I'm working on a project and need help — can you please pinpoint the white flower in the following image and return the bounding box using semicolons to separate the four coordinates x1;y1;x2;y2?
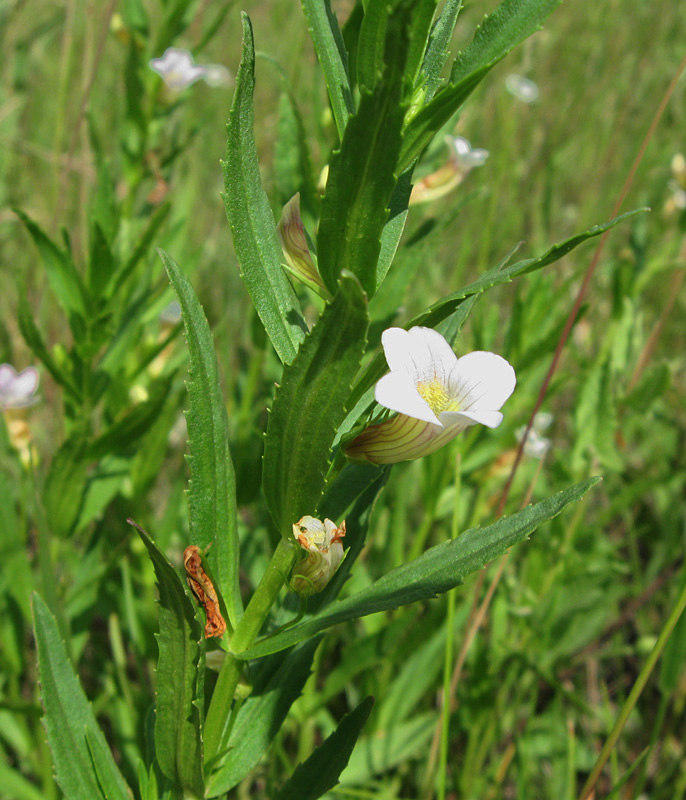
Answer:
0;364;40;410
291;516;346;596
505;74;540;104
149;48;232;91
410;137;488;205
449;136;489;170
516;412;553;459
345;327;516;464
202;64;233;88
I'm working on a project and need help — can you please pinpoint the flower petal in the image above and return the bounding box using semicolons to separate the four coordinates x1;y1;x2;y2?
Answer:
0;363;16;391
381;326;458;384
375;372;441;424
447;351;516;412
439;409;503;429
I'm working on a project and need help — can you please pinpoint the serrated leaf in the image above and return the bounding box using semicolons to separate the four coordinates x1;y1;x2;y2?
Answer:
301;0;354;137
133;523;205;798
160;249;242;629
317;3;412;297
400;0;561;169
224;13;307;366
421;0;463;98
206;639;322;797
263;273;368;536
274;697;374;800
32;593;133;800
238;479;600;658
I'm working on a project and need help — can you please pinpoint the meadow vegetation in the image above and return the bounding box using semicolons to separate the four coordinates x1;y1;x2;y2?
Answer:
0;0;685;798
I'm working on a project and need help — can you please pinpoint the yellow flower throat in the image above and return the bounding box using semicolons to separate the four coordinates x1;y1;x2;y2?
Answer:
417;378;458;414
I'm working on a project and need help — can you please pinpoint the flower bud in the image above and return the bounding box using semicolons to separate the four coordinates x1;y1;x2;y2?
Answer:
290;516;346;597
277;194;332;299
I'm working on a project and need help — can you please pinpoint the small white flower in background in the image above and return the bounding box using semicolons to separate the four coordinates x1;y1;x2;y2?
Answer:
0;364;40;410
449;136;489;171
505;74;540;104
202;64;233;88
410;136;488;205
345;327;516;464
291;516;346;597
665;153;686;215
149;47;232;90
516;412;553;459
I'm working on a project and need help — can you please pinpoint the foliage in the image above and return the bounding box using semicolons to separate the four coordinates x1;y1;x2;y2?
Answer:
1;1;685;799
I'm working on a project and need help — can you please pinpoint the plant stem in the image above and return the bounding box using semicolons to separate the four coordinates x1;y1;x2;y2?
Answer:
204;538;298;764
577;571;686;800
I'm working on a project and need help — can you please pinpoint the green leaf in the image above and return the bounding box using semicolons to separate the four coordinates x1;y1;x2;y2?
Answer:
44;426;90;537
348;209;647;411
160;249;242;629
420;0;462;98
404;0;439;88
238;479;600;658
32;593;133;800
224;13;307;365
87;222;116;300
132;522;205;798
87;374;174;460
16;287;79;400
317;3;411;297
263;273;368;535
107;203;170;300
13;208;89;319
273;697;374;800
301;0;354;137
206;639;322;797
400;0;562;170
340;711;437;785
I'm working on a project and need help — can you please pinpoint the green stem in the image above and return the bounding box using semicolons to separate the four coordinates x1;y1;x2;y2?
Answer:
204;538;298;765
577;571;686;800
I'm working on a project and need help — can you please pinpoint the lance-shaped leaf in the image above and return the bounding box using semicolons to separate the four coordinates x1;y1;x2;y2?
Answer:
317;1;412;297
301;0;354;138
347;209;646;413
206;639;322;797
224;13;307;365
133;523;205;798
13;208;89;320
237;479;600;658
263;272;368;536
420;0;463;99
32;593;132;800
273;697;374;800
160;249;242;628
400;0;561;170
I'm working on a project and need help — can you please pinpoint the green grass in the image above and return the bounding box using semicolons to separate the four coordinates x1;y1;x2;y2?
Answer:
1;1;685;798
